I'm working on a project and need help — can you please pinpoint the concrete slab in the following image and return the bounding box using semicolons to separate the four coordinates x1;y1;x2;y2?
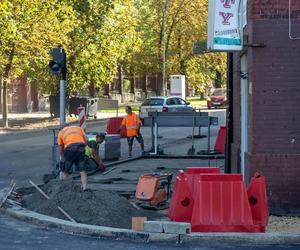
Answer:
143;221;164;233
162;221;191;234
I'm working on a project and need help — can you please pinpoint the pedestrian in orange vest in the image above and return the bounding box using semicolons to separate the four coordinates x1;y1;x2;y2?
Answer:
118;106;145;157
57;124;90;191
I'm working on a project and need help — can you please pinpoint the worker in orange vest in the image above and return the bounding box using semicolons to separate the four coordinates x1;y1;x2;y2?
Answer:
118;106;145;157
57;124;89;191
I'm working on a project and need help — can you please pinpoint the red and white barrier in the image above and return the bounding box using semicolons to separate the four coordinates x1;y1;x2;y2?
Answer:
77;106;87;131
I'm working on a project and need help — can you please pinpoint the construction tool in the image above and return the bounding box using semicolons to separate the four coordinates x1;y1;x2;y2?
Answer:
102;166;117;175
187;111;196;155
135;173;173;210
0;183;16;208
29;180;76;223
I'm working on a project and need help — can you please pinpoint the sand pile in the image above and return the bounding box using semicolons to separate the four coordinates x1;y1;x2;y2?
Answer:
23;180;144;228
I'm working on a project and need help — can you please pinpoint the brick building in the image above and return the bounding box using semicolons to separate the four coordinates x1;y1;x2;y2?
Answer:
231;0;300;215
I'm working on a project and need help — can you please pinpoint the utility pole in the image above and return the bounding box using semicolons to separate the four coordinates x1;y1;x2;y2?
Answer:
162;0;167;96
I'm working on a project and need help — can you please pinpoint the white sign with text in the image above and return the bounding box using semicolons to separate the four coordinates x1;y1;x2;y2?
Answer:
207;0;243;51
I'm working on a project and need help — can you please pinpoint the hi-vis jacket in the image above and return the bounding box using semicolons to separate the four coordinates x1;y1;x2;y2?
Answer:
57;126;86;148
121;112;141;137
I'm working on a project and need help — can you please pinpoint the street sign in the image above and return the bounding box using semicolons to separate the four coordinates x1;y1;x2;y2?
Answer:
192;41;207;55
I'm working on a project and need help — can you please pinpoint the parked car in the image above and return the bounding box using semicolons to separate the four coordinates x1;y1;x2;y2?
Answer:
139;96;194;119
207;88;227;109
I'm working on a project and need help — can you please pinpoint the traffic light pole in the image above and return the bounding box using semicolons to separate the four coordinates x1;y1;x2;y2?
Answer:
60;64;67;126
59;79;66;125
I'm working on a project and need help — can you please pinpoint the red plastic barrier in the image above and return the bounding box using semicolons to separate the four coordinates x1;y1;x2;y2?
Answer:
214;126;226;154
168;170;194;222
186;167;221;197
191;174;257;232
186;167;221;174
106;117;127;138
247;172;269;232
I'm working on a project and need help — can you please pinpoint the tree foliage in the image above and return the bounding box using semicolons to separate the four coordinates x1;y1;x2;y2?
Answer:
132;0;227;92
0;0;227;125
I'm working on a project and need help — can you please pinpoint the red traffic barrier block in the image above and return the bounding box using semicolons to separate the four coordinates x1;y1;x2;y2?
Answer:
247;172;269;232
191;174;257;232
186;167;221;197
214;126;226;154
106;117;127;138
168;170;194;222
186;167;221;174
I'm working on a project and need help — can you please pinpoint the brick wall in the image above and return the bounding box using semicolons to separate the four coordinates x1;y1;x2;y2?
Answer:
231;1;300;215
250;0;300;20
246;153;300;215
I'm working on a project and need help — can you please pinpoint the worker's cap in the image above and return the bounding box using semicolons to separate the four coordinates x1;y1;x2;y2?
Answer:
96;132;106;140
59;122;69;130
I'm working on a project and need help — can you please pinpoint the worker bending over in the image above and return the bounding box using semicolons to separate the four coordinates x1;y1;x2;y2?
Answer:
85;133;106;172
57;124;89;191
119;106;145;157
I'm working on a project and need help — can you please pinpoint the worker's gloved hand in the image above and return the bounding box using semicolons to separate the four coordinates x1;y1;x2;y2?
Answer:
98;163;106;172
116;128;121;133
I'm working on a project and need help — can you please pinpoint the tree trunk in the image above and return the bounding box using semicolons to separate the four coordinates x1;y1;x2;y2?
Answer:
2;77;8;128
2;44;15;128
118;65;124;103
215;71;222;88
88;81;95;97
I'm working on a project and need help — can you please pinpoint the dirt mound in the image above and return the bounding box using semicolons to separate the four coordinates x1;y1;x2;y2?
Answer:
23;180;144;229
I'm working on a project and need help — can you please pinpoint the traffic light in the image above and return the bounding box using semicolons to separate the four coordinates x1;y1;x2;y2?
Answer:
49;47;67;78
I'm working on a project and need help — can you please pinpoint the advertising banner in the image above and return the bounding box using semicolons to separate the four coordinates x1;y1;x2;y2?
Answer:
207;0;243;51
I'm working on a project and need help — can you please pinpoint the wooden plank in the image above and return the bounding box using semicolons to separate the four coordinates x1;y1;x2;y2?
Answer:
102;167;117;175
0;183;16;208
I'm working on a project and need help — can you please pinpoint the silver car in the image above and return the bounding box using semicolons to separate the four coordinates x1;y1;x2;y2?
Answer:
139;96;194;119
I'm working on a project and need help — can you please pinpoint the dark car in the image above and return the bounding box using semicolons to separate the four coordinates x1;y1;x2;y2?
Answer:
207;88;227;109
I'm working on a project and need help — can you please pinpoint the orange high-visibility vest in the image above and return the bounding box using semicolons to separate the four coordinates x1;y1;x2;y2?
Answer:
121;113;141;137
57;126;86;148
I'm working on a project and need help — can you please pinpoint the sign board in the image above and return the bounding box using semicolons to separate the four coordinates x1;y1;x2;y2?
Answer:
170;75;185;99
207;0;243;51
192;40;207;55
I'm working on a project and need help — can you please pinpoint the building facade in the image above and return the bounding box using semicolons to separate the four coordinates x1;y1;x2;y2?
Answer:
231;0;300;215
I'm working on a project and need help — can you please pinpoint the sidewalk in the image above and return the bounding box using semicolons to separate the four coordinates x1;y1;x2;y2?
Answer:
0;111;126;134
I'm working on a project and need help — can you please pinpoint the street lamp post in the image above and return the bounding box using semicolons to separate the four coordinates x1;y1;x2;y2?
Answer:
162;0;167;96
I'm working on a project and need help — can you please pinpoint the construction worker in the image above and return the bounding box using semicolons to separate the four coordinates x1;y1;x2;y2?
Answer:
85;133;106;172
57;124;89;191
118;105;145;157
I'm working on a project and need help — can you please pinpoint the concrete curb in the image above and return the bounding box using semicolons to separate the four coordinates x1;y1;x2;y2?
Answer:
1;206;149;242
2;206;300;245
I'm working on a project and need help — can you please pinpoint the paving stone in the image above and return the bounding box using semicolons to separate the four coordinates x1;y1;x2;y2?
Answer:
162;221;191;234
143;221;163;233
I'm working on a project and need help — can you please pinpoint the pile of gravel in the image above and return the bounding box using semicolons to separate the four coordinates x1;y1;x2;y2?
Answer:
23;180;144;229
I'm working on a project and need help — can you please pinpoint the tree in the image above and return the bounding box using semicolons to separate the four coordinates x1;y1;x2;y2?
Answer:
0;0;75;127
65;0;139;96
132;0;227;94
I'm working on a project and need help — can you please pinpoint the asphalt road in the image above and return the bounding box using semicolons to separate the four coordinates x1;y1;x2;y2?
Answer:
0;110;225;189
0;214;299;250
0;110;299;249
0;121;108;189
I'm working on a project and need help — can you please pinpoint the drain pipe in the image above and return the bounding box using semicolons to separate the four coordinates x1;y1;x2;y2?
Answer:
289;0;300;40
